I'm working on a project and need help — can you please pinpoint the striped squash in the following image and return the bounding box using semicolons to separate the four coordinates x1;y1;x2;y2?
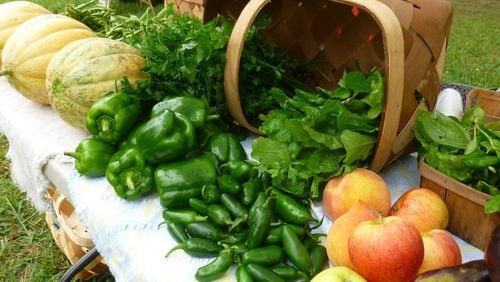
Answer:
1;14;95;104
0;1;51;65
46;37;147;129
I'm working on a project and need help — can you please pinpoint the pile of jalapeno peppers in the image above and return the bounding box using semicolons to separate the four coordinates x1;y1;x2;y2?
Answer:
66;89;328;281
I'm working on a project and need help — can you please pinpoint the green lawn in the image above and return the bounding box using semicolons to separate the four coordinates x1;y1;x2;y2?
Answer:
0;0;498;281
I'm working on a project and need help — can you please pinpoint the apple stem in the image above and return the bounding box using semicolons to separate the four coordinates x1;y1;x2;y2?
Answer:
378;213;384;225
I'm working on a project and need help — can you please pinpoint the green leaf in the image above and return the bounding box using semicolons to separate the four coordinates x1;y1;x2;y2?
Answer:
251;138;291;167
339;71;371;93
485;194;500;214
416;111;470;149
340;130;377;164
461;105;485;128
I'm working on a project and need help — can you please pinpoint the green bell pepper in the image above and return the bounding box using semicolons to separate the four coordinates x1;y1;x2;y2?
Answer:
64;137;116;177
85;92;140;144
135;109;196;164
205;132;246;164
150;96;218;129
155;156;217;207
105;145;155;200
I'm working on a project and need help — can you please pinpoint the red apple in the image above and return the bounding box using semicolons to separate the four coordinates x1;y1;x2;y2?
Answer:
418;229;462;274
348;216;424;282
323;168;391;220
311;266;367;282
390;188;449;233
326;200;379;269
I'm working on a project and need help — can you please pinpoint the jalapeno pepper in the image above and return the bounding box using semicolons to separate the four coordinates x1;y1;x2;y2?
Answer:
309;243;328;277
247;198;273;249
160;187;202;208
220;160;253;183
271;188;316;225
236;264;254;282
218;174;241;195
220;193;247;219
185;222;224;242
162;209;207;225
282;225;312;271
166;237;222;258
272;265;308;281
218;230;249;246
135;109;196;163
207;204;234;227
195;247;234;282
165;220;189;243
189;198;208;215
242;245;284;266
65;137;116;178
201;184;222;204
205;132;247;164
105;145;154;200
264;224;306;245
241;178;262;206
85;91;140;144
245;264;285;282
150;95;218;129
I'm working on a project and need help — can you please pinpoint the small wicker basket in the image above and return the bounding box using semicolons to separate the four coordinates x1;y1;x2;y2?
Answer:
45;188;107;280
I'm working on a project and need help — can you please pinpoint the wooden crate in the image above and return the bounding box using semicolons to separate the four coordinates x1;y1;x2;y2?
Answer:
420;160;500;251
420;87;500;251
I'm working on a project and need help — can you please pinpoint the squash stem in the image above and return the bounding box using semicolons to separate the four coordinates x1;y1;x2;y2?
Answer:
0;69;12;77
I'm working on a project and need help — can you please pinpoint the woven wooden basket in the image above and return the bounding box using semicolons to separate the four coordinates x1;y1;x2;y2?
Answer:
45;188;108;280
220;0;453;171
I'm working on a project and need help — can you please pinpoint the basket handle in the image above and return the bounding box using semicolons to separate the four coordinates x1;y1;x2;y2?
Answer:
224;0;405;170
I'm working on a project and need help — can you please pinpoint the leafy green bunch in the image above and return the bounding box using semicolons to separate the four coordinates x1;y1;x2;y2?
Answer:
251;70;384;199
415;106;500;214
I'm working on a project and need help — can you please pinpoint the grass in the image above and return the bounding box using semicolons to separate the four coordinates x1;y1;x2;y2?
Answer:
0;0;498;281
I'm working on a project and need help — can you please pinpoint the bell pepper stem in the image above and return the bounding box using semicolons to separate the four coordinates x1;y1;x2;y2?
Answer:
123;170;138;190
207;114;220;121
98;116;114;133
64;151;80;160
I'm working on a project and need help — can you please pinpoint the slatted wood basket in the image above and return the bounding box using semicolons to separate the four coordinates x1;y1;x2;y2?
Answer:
45;188;108;280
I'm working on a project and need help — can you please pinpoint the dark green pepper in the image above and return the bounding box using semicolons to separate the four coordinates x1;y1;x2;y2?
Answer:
165;220;189;243
221;160;253;183
264;224;306;245
218;174;241;195
241;178;262;206
218;230;249;245
105;145;154;200
247;198;273;249
65;137;116;177
236;264;254;282
220;193;247;218
271;188;316;225
242;245;284;266
189;198;208;215
185;222;224;242
205;132;246;164
151;95;218;129
201;184;222;204
282;225;312;271
309;244;328;277
162;209;207;225
207;204;234;227
160;187;202;208
195;247;234;282
272;265;308;281
155;156;217;192
246;264;285;282
166;237;222;258
136;109;195;163
85;91;140;144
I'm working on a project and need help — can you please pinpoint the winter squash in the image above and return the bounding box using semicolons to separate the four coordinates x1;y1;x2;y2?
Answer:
46;37;147;129
0;1;51;65
1;14;95;104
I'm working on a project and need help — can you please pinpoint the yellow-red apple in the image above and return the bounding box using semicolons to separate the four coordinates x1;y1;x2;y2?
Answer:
348;216;424;282
322;168;391;220
326;200;379;269
418;229;462;274
311;266;367;282
389;188;449;233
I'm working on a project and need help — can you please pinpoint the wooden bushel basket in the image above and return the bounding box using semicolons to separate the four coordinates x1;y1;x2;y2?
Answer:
222;0;453;171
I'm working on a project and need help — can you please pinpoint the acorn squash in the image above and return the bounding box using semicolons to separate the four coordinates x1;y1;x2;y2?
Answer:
1;14;95;104
0;1;51;65
46;37;147;129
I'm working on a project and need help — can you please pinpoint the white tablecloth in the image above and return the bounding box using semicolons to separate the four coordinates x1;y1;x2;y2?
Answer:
0;78;484;281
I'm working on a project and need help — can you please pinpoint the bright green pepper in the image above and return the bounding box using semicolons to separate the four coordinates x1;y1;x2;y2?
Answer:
105;145;154;200
135;109;196;163
162;209;207;225
195;247;234;282
189;198;208;215
220;193;247;218
165;220;189;243
155;156;217;206
150;95;218;129
65;137;116;177
85;92;140;144
242;245;284;266
236;264;254;282
271;188;317;225
205;132;246;164
245;264;285;282
282;225;312;271
166;237;222;258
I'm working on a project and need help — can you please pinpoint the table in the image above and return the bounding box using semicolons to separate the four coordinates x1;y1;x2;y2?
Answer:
0;77;485;281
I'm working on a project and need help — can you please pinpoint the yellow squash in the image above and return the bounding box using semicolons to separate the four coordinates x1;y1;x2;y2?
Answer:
0;1;51;65
1;14;96;104
46;37;147;129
